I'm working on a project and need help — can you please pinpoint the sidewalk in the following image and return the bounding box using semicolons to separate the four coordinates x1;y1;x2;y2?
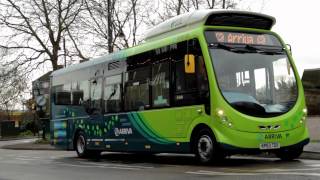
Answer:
303;142;320;153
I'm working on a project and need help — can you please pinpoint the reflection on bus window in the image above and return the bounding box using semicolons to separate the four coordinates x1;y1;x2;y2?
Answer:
90;78;102;113
54;84;71;105
104;74;122;113
152;61;170;107
125;67;150;111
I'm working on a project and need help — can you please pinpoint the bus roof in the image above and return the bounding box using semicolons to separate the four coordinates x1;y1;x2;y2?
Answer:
52;9;276;78
144;9;276;41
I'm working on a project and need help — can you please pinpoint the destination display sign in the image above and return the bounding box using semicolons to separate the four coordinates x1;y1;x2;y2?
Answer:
205;31;281;46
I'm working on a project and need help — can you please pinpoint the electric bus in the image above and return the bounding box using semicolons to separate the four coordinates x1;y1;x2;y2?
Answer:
50;10;309;163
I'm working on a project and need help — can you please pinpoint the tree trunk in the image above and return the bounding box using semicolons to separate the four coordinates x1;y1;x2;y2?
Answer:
107;0;113;53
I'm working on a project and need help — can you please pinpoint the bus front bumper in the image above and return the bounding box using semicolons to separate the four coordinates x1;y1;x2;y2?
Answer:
214;124;310;154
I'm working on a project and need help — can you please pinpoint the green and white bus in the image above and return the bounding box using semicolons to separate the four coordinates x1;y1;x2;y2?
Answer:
50;10;309;163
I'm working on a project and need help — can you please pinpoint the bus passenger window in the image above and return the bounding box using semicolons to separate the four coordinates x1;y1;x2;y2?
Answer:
90;78;102;113
54;84;71;105
71;82;83;105
104;74;122;113
75;80;90;108
197;56;209;97
175;60;197;92
125;67;150;111
152;61;170;107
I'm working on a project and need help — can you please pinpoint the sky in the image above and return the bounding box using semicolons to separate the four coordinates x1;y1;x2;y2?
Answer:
33;0;320;79
240;0;320;76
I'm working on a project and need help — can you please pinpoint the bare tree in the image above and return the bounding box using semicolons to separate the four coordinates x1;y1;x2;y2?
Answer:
146;0;239;27
82;0;150;53
0;0;87;74
0;67;27;120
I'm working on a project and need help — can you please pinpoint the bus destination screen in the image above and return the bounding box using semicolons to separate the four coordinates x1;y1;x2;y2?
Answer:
205;31;282;46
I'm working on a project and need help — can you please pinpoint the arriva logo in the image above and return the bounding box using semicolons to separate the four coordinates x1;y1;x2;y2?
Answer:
265;133;282;140
114;128;133;136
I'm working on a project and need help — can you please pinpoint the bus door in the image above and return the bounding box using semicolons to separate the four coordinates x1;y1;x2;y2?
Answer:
88;77;104;147
141;55;209;140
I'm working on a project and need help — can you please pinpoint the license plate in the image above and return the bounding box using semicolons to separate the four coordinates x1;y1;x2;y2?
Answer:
259;142;280;150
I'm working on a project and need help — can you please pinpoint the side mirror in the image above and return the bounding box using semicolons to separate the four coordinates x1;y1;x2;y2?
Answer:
286;44;292;55
184;54;195;74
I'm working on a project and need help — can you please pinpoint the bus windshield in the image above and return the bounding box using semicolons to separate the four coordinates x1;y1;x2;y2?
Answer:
206;31;298;117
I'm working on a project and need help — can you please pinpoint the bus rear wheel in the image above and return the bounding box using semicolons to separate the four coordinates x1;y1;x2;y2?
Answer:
193;128;224;163
75;132;101;158
275;147;303;161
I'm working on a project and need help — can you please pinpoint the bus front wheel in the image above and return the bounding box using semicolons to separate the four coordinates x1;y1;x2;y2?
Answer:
193;128;224;163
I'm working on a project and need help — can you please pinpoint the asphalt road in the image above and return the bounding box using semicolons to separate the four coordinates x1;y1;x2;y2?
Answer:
1;141;320;180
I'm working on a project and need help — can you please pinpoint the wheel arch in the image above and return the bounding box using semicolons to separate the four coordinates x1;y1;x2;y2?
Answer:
189;123;216;153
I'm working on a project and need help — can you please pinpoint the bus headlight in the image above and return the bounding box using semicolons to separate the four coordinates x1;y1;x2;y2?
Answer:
300;108;308;124
303;108;308;115
216;109;233;127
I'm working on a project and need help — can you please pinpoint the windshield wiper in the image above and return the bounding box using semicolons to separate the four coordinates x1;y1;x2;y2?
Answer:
209;43;286;55
209;43;253;53
245;45;285;55
209;43;233;51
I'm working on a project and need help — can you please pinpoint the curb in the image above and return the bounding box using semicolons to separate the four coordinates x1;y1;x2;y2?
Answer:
0;137;37;141
1;142;61;151
300;151;320;160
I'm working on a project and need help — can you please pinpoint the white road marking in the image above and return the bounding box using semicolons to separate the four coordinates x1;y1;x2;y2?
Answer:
79;161;154;169
58;163;142;170
17;156;32;158
307;164;320;167
15;158;38;161
2;160;30;165
254;167;320;172
186;170;320;177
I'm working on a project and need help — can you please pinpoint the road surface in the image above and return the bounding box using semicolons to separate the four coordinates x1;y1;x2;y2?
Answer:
1;144;320;180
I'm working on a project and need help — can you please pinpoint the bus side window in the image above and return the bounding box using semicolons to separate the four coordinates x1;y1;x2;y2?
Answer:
71;81;83;106
152;61;170;107
104;74;122;113
197;56;210;108
77;80;90;109
124;66;151;111
174;60;198;105
173;39;209;107
90;78;102;114
54;84;71;105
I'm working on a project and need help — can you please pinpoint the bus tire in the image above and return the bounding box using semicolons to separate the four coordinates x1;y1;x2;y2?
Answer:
193;128;224;164
75;131;101;158
275;147;303;161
